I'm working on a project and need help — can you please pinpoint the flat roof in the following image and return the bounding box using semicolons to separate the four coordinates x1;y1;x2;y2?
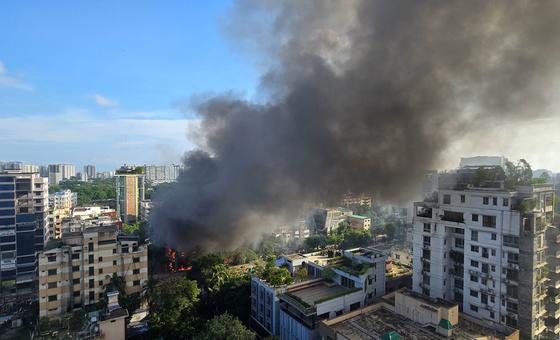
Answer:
399;288;456;308
327;306;515;340
349;215;368;219
285;280;357;307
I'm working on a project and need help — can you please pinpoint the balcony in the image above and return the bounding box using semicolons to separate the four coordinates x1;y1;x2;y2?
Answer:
440;211;465;224
555;309;560;319
415;203;433;218
555;295;560;304
534;308;546;318
553;324;560;334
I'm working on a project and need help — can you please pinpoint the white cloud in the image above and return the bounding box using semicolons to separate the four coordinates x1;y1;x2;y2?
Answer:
0;60;33;91
93;94;119;107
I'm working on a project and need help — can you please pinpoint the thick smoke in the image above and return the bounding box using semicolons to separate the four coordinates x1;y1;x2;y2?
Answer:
151;0;560;251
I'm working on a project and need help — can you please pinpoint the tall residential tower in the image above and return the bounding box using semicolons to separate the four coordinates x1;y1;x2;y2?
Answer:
115;166;145;224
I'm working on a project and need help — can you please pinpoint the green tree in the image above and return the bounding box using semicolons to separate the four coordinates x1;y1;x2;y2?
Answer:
203;263;231;293
305;235;326;251
254;261;292;286
295;267;308;282
195;313;255;340
149;277;201;339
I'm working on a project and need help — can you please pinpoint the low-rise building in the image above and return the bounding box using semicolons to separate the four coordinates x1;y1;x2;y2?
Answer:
346;214;371;230
38;225;148;318
319;288;519;340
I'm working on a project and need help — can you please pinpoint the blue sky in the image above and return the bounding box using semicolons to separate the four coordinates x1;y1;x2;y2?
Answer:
0;1;257;171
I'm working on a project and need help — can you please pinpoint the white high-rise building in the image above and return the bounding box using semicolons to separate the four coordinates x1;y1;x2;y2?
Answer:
48;164;76;184
144;164;183;184
412;167;555;339
84;165;96;181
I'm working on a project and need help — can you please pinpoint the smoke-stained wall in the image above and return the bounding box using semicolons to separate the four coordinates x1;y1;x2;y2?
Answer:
151;0;560;251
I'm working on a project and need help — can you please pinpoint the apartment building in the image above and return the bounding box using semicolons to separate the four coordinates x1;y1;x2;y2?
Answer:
38;225;148;318
412;168;555;339
49;189;77;210
341;192;373;208
144;164;183;184
48;164;76;185
310;207;353;234
115;166;145;224
253;248;386;339
346;214;371;230
84;165;96;182
0;169;49;304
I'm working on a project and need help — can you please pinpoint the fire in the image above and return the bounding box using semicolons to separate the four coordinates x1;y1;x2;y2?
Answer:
165;246;192;273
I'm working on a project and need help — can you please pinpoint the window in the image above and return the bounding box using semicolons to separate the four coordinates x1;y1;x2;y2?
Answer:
72;266;79;272
470;304;478;312
71;253;80;260
350;302;361;311
483;215;496;228
492;197;497;205
113;248;116;254
48;295;57;302
471;260;479;267
471;230;478;241
99;280;103;286
424;223;430;232
113;260;117;266
461;195;465;203
133;257;140;263
443;194;451;204
483;197;489;205
470;275;478;282
98;257;103;262
89;291;95;301
490;296;495;303
470;289;478;297
47;269;57;276
48;282;57;289
490;311;495;319
133;280;140;286
88;242;94;252
47;256;56;262
89;279;94;288
88;267;94;275
133;268;140;275
89;254;94;263
98;268;103;274
73;291;80;297
423;236;430;245
471;245;479;253
73;278;80;285
472;214;479;222
491;233;496;241
491;249;496;256
503;198;509;207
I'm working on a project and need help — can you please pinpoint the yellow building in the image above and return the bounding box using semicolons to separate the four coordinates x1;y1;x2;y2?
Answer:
115;166;145;224
38;225;148;318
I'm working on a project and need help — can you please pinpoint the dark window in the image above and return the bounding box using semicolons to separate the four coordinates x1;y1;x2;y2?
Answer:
503;198;509;207
492;197;497;205
133;257;140;263
471;245;479;252
72;266;79;272
471;260;478;267
88;267;94;275
133;280;140;286
73;278;80;285
483;197;489;205
443;194;451;204
88;254;94;263
460;195;465;203
423;223;430;232
491;233;496;241
71;253;80;260
470;304;478;312
73;291;80;297
88;242;94;252
471;230;478;241
113;260;117;266
47;269;57;276
89;279;94;288
470;289;478;297
89;291;95;301
47;255;56;262
470;275;478;282
133;269;140;275
48;295;57;302
472;214;479;222
483;215;496;228
98;257;103;262
48;282;57;289
98;268;103;274
350;302;360;311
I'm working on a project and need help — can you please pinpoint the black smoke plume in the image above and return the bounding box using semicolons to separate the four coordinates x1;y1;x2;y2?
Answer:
151;0;560;251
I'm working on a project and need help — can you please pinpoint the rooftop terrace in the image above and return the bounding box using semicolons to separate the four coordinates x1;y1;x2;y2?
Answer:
281;280;361;313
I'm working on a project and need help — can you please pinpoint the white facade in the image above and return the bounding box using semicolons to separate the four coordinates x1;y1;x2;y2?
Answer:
48;164;76;184
144;164;183;184
413;180;554;339
49;190;77;210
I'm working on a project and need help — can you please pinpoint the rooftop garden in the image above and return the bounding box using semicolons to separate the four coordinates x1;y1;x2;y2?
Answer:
332;257;372;276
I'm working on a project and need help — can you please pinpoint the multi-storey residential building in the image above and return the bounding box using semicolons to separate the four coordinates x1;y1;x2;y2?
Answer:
84;165;96;181
346;214;371;230
341;192;373;208
253;248;387;339
115;166;145;224
48;164;76;185
144;164;183;184
310;207;353;234
412;168;555;339
0;168;49;304
38;225;148;318
49;189;77;210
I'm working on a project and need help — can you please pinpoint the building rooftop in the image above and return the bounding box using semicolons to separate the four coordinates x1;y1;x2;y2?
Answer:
349;215;368;219
398;288;456;308
281;280;360;313
324;302;516;340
